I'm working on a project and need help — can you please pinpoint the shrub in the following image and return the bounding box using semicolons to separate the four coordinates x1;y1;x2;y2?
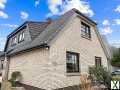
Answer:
89;66;112;89
9;71;22;87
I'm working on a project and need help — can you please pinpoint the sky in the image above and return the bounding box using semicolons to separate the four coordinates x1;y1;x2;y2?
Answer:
0;0;120;50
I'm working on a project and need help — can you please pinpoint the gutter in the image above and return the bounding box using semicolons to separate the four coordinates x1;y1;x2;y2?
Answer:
6;43;49;56
1;52;10;90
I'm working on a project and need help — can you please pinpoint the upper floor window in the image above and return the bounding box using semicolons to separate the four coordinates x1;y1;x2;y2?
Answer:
18;32;24;43
81;22;91;39
11;36;17;45
95;56;102;67
66;51;79;73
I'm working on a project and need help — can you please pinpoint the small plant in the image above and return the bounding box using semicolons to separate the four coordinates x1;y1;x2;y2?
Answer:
9;71;22;87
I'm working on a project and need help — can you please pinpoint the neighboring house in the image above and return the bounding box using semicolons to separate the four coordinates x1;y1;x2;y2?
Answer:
0;9;110;90
0;51;4;83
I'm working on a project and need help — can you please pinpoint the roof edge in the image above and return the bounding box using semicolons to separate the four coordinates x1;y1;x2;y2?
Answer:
72;8;97;25
7;43;49;56
7;21;48;39
94;27;111;59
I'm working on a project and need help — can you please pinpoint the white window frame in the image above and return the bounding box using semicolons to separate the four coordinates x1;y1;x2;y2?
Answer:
18;32;24;43
11;36;17;45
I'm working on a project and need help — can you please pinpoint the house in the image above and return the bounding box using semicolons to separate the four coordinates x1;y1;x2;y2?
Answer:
0;51;4;83
0;9;110;90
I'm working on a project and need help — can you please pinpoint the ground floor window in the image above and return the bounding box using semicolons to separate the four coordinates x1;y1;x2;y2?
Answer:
66;51;79;73
95;56;102;67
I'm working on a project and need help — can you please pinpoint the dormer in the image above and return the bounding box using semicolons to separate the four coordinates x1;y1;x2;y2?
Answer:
10;26;26;47
4;21;50;53
8;26;27;47
5;23;29;52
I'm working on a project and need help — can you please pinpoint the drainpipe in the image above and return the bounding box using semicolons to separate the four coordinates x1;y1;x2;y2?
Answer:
107;58;111;72
2;52;9;81
1;52;10;90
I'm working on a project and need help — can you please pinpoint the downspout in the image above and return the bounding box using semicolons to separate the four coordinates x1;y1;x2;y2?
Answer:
3;52;10;81
1;52;10;90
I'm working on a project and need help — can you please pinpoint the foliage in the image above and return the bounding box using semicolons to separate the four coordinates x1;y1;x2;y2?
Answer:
111;48;120;66
89;66;112;89
9;71;22;87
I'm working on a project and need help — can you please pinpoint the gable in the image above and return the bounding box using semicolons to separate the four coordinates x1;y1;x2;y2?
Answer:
49;16;109;63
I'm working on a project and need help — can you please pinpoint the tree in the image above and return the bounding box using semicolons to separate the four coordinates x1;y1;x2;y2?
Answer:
111;48;120;66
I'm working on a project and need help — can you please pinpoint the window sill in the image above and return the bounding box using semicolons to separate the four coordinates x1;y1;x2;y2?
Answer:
66;73;81;76
81;35;91;40
11;43;17;47
18;39;24;43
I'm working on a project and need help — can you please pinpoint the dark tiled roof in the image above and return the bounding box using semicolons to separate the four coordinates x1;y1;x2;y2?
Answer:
7;21;49;39
5;8;97;55
6;9;75;55
30;9;75;45
28;22;50;40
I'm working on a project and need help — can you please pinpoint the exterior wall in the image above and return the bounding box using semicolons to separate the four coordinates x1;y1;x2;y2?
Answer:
48;16;108;89
8;48;50;89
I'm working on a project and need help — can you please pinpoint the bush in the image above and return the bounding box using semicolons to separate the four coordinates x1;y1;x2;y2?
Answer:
89;66;112;89
9;71;22;87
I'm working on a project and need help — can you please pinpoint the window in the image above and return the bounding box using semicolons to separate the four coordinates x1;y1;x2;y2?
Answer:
1;60;4;69
66;51;79;73
11;36;17;45
18;32;24;42
81;22;91;39
95;56;102;67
